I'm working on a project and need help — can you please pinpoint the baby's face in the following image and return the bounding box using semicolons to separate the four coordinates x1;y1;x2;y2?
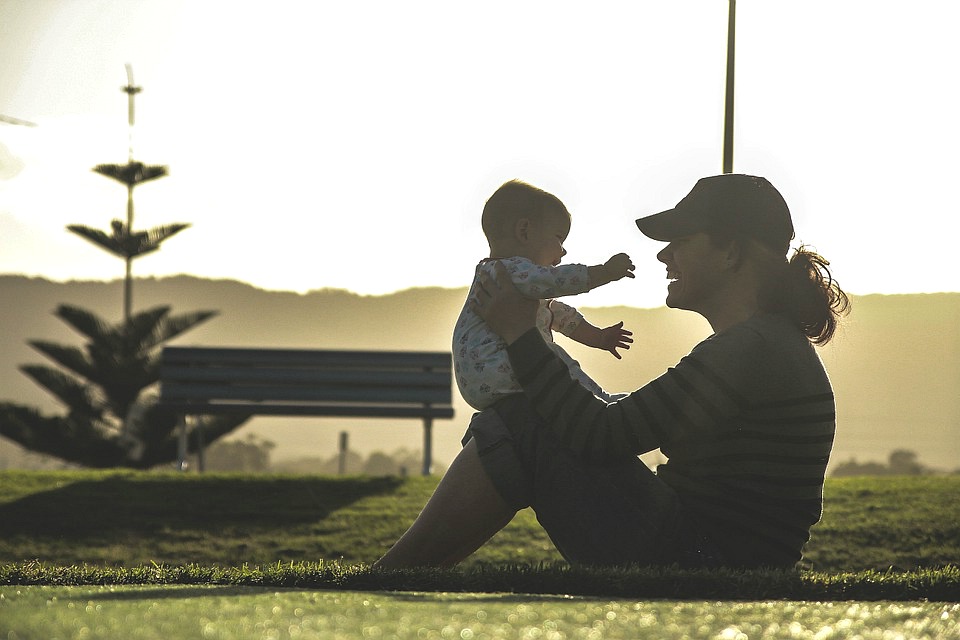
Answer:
526;209;571;267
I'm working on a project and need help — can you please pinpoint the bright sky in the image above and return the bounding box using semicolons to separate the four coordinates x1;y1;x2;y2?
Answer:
1;0;958;309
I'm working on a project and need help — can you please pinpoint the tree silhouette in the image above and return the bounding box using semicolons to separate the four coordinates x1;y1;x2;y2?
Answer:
0;66;249;468
204;435;276;473
831;449;935;477
66;65;189;322
0;305;247;468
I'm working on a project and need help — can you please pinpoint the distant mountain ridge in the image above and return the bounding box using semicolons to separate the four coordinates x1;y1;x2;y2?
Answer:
2;274;958;472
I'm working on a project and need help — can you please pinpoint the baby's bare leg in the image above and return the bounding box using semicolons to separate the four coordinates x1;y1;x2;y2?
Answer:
372;438;517;568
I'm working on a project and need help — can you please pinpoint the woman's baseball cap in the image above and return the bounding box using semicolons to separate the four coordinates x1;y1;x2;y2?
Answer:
636;174;794;253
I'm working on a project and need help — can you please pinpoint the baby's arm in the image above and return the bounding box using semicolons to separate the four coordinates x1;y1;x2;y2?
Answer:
493;254;632;301
586;253;635;289
550;300;633;360
570;320;633;359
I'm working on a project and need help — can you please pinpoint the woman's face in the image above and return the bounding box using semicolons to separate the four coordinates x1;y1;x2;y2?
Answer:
655;232;732;313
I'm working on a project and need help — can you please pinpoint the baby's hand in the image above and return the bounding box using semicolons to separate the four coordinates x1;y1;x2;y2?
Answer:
597;321;633;359
604;253;635;281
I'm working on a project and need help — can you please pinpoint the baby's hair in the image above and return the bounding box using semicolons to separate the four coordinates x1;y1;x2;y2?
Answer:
481;179;569;242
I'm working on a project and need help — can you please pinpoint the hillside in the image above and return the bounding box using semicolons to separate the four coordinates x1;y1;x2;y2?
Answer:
1;275;958;472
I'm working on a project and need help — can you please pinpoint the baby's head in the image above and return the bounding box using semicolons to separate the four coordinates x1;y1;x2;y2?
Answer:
482;179;571;265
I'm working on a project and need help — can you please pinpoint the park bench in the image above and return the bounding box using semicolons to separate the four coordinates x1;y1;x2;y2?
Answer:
158;346;455;475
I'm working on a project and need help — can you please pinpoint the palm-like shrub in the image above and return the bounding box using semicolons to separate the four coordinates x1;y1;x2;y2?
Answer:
68;219;189;261
68;161;187;322
0;69;249;469
0;305;248;469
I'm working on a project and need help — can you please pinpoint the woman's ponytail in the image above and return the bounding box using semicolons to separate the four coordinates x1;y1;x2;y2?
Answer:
761;246;850;345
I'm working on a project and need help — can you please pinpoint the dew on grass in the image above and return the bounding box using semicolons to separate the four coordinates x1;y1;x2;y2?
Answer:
5;588;960;639
716;627;748;640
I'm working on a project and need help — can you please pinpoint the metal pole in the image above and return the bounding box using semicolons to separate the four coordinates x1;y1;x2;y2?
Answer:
338;431;348;475
722;0;736;174
124;184;134;323
197;422;205;473
422;417;433;476
123;64;141;163
177;415;188;471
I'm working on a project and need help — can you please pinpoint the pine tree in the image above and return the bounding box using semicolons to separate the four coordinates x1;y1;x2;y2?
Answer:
0;66;248;468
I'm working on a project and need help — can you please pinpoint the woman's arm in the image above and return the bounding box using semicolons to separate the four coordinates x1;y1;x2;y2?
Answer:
473;262;745;462
471;261;540;344
505;329;666;459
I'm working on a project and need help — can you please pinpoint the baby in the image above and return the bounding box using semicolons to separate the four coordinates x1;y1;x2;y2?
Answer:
454;179;634;410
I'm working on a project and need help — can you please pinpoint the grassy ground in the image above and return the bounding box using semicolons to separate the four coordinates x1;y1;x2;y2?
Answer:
806;475;960;571
3;560;959;601
1;471;957;572
2;585;957;640
0;470;561;569
1;472;958;638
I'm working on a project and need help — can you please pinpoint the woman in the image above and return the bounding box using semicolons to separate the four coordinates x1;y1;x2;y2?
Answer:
374;174;849;570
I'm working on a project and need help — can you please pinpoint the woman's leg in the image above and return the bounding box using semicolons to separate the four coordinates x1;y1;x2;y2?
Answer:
372;437;517;569
374;395;700;569
488;395;688;567
530;447;684;566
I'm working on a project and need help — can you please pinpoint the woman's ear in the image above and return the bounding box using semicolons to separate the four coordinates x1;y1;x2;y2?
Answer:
724;238;744;270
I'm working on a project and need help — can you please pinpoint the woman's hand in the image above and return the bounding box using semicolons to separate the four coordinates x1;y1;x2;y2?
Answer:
471;261;539;345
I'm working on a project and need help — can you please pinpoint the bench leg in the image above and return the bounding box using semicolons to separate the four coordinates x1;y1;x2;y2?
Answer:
197;422;205;473
422;417;433;476
177;414;188;472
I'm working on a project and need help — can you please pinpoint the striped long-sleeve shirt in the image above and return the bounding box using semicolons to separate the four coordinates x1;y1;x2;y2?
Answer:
506;312;836;568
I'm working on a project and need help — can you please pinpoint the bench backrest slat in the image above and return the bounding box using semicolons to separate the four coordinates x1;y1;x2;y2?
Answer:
158;346;454;417
155;403;455;419
161;346;451;369
161;366;451;390
160;383;452;405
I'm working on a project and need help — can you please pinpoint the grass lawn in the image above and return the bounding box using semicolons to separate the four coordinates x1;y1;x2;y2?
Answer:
0;471;558;569
1;471;958;638
2;585;958;640
1;471;958;572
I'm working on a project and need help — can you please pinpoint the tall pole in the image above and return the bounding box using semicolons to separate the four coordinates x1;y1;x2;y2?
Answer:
122;63;141;164
722;0;736;174
121;64;142;323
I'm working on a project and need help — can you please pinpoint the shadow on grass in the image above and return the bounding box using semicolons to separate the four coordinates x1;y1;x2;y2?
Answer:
0;475;404;538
